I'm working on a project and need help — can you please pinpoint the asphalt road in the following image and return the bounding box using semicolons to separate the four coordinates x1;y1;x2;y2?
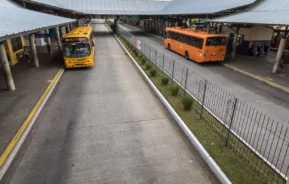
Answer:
118;23;289;174
4;22;217;184
119;24;289;125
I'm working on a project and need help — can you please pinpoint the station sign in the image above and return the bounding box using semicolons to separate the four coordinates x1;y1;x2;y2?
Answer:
35;33;56;38
194;23;206;28
62;37;88;43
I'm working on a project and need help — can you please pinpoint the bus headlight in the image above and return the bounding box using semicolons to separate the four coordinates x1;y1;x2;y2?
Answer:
65;60;69;63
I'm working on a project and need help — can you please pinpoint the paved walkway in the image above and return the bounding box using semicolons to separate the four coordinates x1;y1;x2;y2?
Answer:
5;23;217;184
0;41;62;156
224;54;289;91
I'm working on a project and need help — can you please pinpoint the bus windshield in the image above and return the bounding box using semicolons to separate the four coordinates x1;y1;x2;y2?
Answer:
206;37;226;46
63;42;91;58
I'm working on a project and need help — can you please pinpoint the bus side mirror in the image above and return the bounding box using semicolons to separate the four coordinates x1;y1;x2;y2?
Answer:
92;41;95;47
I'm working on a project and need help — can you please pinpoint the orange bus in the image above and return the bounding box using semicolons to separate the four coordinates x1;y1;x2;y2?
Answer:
164;27;227;63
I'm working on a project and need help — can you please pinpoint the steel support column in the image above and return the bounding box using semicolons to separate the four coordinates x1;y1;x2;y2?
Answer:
272;37;287;73
56;27;62;51
0;43;15;91
67;24;71;32
29;34;39;67
231;32;238;58
46;29;52;55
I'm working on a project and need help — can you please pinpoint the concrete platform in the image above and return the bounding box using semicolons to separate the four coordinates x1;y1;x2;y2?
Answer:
224;53;289;92
4;23;217;184
0;41;62;156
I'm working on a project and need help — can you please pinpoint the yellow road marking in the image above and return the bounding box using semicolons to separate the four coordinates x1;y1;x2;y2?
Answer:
0;68;64;167
223;64;289;94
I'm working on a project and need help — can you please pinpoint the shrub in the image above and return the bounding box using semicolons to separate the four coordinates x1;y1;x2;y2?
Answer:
182;97;193;111
149;68;157;77
161;77;169;85
141;58;146;65
137;54;143;60
170;85;179;96
146;63;152;70
134;51;139;57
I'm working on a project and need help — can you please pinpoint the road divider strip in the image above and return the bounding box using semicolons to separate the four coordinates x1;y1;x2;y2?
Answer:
108;23;232;184
0;68;64;181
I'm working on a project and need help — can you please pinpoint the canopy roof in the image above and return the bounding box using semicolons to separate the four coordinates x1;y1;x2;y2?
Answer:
210;0;289;26
0;0;75;41
26;0;256;15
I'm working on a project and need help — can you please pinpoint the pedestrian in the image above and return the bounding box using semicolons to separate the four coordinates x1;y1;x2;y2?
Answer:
24;47;30;63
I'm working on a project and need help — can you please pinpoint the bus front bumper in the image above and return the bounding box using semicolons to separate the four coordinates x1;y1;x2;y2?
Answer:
65;61;94;68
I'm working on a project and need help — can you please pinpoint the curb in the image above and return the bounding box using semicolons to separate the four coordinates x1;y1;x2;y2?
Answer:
0;68;64;181
109;25;231;184
223;64;289;94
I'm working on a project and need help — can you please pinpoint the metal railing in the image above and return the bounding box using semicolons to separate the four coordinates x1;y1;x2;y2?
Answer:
110;21;289;183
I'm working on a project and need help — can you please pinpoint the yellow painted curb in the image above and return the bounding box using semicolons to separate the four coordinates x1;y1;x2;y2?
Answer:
0;68;64;167
223;64;289;94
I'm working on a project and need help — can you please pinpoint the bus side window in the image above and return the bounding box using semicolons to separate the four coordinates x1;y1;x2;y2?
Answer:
191;36;197;47
198;38;204;49
184;35;190;45
90;34;95;47
174;33;179;41
171;32;175;40
179;34;183;42
166;31;169;39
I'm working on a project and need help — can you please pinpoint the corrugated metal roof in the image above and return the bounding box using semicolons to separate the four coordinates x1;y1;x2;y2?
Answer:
27;0;66;8
30;0;171;15
159;0;255;15
27;0;256;15
210;0;289;25
0;0;75;40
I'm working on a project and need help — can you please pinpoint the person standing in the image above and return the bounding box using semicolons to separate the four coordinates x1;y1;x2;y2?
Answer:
23;47;30;63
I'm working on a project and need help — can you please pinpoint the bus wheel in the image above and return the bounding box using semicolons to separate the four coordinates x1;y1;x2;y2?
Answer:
185;51;189;60
168;44;171;50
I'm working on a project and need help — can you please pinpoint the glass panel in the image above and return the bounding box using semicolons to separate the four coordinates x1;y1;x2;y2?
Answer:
11;37;22;52
198;38;204;49
206;37;226;46
63;42;91;58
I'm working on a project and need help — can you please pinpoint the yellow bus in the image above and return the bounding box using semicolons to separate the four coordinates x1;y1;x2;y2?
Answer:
62;26;95;68
164;27;227;63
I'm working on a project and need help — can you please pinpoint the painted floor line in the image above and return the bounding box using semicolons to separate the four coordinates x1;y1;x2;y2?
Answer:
0;68;64;181
223;64;289;94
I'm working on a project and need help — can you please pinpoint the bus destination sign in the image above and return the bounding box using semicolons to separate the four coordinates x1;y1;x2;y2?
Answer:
62;37;88;43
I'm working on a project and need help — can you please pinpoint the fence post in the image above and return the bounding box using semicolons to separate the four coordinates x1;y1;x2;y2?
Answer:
225;98;238;146
162;53;165;77
149;46;151;60
199;79;207;119
171;60;175;85
155;49;157;67
184;68;189;96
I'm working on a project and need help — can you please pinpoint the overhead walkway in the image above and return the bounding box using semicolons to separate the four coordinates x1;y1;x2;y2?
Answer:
4;22;217;184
